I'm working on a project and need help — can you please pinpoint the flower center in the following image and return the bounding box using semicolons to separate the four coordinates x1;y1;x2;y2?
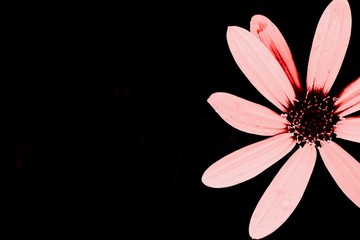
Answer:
282;91;340;148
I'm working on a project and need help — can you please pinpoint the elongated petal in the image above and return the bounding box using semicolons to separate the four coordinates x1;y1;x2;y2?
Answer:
319;141;360;208
227;26;296;112
335;77;360;116
250;15;302;94
202;133;295;188
208;92;288;136
335;116;360;143
249;145;316;239
306;0;351;93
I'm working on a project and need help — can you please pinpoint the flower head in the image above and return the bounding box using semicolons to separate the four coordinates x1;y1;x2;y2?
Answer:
202;0;359;239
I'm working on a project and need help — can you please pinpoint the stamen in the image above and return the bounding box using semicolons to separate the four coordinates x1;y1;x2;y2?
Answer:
283;91;339;148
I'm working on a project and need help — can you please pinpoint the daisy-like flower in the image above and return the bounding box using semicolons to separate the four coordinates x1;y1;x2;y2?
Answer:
202;0;359;239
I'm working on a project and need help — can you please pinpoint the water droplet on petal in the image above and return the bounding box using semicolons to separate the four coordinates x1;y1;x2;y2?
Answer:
280;199;291;210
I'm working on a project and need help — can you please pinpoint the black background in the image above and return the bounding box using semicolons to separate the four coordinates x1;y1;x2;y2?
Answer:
15;0;359;239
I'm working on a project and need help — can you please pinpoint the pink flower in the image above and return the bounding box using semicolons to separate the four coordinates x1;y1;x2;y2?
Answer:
202;0;359;239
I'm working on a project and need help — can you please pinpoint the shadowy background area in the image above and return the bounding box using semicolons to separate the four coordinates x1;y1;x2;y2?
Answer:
14;0;359;239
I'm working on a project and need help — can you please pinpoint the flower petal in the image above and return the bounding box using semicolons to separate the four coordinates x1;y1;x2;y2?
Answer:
250;15;302;95
227;26;296;112
306;0;352;94
335;77;360;117
335;116;360;143
208;92;288;136
249;145;316;239
319;141;360;208
202;133;295;188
